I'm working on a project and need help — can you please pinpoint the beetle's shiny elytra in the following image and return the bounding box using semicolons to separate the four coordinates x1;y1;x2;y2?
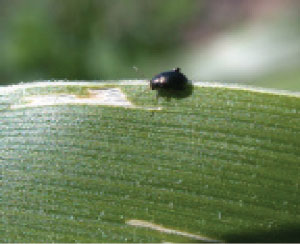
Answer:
150;67;188;91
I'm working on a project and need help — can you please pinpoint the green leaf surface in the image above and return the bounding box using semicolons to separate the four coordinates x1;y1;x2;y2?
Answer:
1;82;299;242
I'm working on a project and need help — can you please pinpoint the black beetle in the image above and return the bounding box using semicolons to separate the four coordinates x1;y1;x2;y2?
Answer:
150;68;193;99
150;67;188;90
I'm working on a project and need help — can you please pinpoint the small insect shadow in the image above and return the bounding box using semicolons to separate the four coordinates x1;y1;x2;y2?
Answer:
156;83;194;100
222;223;300;243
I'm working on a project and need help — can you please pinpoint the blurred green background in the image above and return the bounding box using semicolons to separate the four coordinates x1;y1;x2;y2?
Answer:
0;0;299;90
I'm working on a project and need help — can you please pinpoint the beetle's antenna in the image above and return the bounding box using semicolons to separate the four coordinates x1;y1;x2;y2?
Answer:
133;65;149;92
133;66;147;81
133;66;157;112
132;66;149;96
